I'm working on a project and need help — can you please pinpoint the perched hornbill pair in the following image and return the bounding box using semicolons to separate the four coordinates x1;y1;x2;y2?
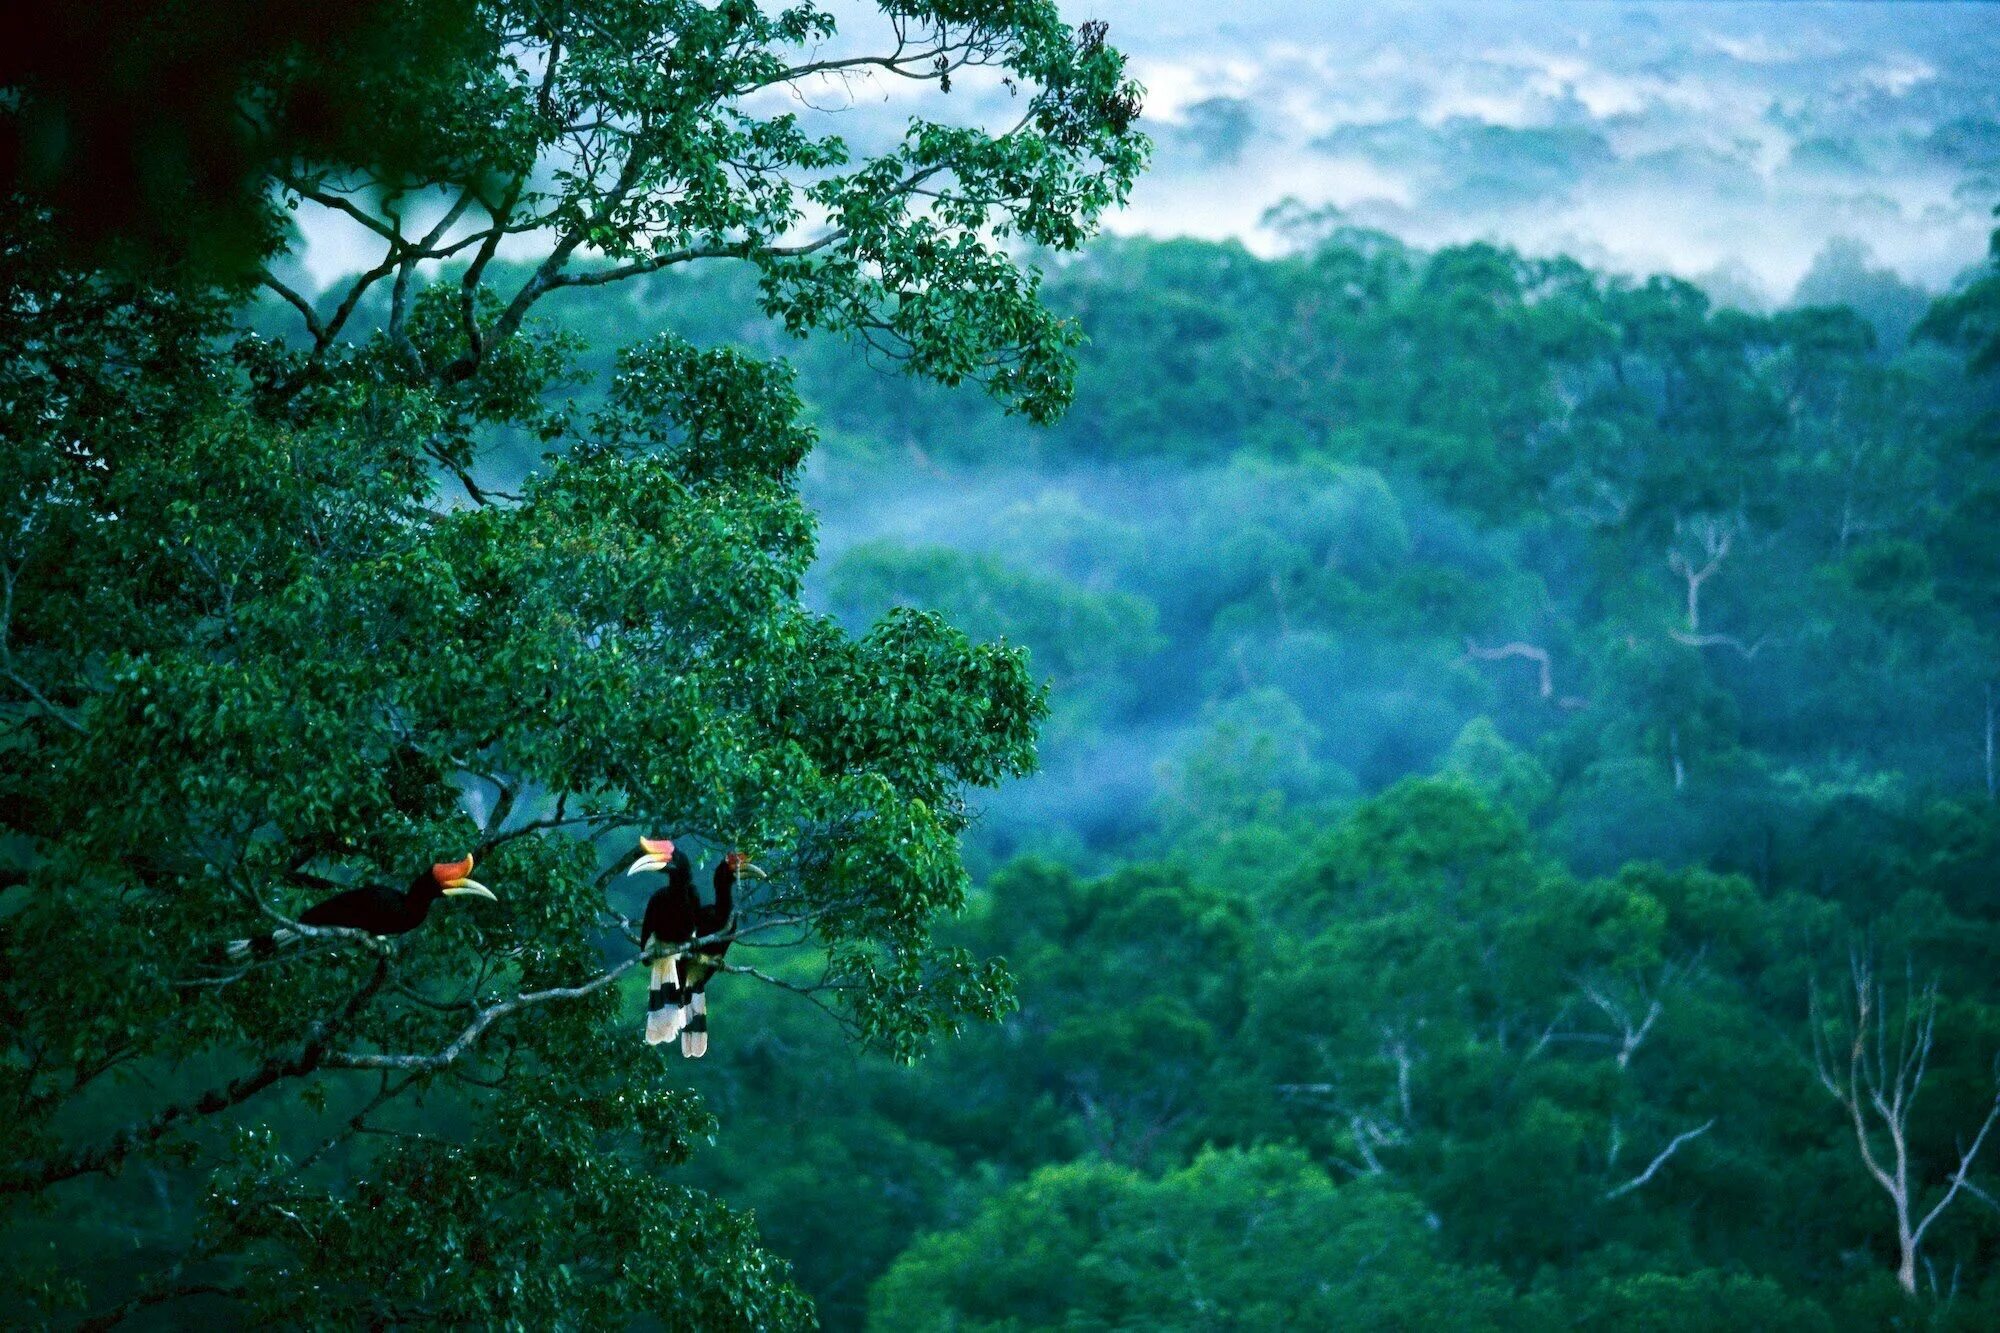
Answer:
226;855;496;961
223;838;762;1058
628;838;764;1056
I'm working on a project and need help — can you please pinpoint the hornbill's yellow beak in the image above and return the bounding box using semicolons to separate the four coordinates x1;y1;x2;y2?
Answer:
738;862;769;880
435;854;497;900
626;836;676;876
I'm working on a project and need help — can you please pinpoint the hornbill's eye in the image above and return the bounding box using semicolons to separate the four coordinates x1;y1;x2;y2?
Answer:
626;836;676;876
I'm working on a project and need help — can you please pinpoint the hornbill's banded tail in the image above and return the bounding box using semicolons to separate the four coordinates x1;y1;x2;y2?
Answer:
225;856;497;961
679;851;765;1058
632;838;696;1045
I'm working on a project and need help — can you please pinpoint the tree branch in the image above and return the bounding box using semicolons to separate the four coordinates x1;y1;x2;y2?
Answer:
547;229;848;291
2;961;388;1195
1669;629;1776;659
258;273;328;344
77;1282;236;1333
1604;1118;1715;1200
325;957;641;1072
1;562;88;734
1464;640;1553;700
1911;1081;2000;1250
1;664;87;733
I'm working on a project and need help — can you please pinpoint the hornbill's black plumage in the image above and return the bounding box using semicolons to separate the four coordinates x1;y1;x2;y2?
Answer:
677;851;764;1058
631;838;697;1045
225;856;496;961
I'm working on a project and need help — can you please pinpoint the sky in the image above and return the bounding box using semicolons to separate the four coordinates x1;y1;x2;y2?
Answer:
1072;1;2000;301
289;3;2000;306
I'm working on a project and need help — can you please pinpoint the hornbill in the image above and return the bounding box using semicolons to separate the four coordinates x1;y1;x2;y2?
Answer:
226;855;497;961
631;838;697;1045
677;851;765;1058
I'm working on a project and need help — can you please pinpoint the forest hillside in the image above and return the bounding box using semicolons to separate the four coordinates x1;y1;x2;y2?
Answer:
526;225;2000;1328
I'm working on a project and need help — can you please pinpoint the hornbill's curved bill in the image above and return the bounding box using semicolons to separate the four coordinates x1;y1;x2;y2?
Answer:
626;836;679;879
225;856;497;962
677;850;765;1059
635;838;698;1045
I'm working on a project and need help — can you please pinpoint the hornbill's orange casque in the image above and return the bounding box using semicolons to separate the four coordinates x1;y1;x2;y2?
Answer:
677;851;765;1058
631;838;697;1045
225;856;497;961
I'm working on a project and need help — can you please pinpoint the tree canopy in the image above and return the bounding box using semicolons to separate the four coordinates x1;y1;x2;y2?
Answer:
0;2;1142;1325
634;223;2000;1327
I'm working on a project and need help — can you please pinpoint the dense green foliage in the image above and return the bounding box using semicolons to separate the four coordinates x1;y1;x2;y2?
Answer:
1;2;1140;1326
563;221;2000;1327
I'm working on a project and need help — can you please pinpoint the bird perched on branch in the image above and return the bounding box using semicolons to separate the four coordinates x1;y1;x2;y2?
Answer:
226;855;497;961
631;837;696;1045
677;851;765;1058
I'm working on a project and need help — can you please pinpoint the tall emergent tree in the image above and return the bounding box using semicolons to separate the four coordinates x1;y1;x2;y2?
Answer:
0;2;1144;1325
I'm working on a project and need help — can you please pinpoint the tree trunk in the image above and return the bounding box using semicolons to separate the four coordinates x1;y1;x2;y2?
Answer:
1985;680;1994;801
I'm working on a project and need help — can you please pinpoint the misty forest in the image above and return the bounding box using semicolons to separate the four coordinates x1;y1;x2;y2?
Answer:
7;1;2000;1329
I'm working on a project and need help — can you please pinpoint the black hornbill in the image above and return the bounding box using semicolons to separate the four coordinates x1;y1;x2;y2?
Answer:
677;850;765;1058
226;855;497;961
631;838;697;1045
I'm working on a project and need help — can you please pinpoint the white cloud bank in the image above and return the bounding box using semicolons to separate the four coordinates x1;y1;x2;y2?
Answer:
1078;0;2000;301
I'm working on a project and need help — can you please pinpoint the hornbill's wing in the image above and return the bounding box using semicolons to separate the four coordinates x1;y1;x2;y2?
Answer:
640;889;673;949
298;884;400;930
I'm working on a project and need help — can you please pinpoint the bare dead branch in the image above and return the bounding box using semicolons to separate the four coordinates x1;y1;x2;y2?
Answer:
1604;1118;1715;1200
326;958;643;1072
1464;640;1553;700
1670;629;1777;659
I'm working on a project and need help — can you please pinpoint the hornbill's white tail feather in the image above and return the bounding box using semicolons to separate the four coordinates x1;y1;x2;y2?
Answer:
680;990;709;1058
645;956;686;1045
225;926;299;963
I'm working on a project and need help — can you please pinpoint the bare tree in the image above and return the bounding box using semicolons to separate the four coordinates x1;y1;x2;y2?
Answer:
1664;515;1788;666
1577;953;1703;1070
1275;1022;1420;1181
1527;956;1703;1069
1667;514;1738;634
1810;952;2000;1295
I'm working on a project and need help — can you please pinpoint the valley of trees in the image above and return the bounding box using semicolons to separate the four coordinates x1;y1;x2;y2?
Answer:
7;1;2000;1328
580;220;2000;1329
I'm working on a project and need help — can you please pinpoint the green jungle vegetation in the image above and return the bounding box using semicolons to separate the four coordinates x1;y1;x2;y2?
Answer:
7;2;2000;1329
587;222;2000;1330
